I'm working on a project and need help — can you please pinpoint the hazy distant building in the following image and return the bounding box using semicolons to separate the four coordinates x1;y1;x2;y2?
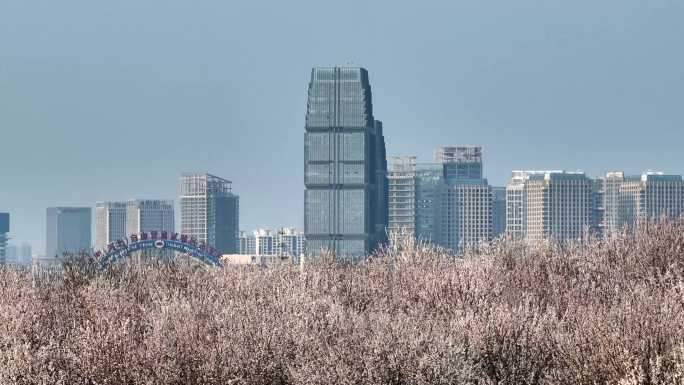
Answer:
20;243;32;264
6;242;31;265
276;227;306;257
602;172;627;234
415;163;443;242
0;213;8;264
46;207;91;259
239;228;305;257
510;171;593;244
180;173;239;254
95;202;127;250
254;229;275;256
506;171;550;240
434;179;492;253
5;244;16;263
126;199;174;235
387;156;417;237
591;178;605;237
304;66;387;257
435;146;483;181
491;186;506;238
239;231;256;254
602;171;684;234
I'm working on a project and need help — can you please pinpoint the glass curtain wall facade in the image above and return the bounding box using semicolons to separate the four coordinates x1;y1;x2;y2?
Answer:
435;146;483;181
304;66;387;258
415;163;443;242
0;213;8;264
491;186;506;238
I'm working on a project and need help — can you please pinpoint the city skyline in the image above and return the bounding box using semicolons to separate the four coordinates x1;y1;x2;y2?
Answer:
3;1;684;251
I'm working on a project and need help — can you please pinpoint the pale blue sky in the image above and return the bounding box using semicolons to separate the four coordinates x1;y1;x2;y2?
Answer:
2;0;683;253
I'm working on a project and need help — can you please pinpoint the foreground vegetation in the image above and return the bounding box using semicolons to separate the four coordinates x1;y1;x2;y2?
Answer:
2;221;684;384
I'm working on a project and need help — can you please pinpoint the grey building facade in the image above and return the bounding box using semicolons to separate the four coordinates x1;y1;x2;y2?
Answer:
126;199;175;235
0;213;8;264
46;207;92;259
304;66;388;258
180;173;239;254
602;171;684;234
95;201;127;251
435;146;483;181
491;186;506;239
387;156;417;237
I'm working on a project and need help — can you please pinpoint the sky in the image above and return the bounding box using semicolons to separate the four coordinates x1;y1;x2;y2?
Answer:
1;0;684;254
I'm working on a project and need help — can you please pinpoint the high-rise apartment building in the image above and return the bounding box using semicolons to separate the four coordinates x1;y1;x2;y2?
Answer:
126;199;174;235
239;231;256;254
435;146;483;181
602;171;684;233
304;66;387;258
95;202;127;250
602;172;629;235
239;228;306;257
517;171;593;244
180;173;239;254
0;213;8;264
491;186;506;238
387;156;416;237
46;207;92;259
276;227;306;257
505;171;553;239
434;180;492;253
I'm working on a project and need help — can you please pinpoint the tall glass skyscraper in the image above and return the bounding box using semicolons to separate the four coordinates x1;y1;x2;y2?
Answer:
304;66;387;258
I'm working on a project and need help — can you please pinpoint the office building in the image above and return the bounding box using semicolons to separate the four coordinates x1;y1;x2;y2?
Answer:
180;173;239;254
602;172;628;235
304;66;387;257
435;145;483;181
0;213;8;264
518;171;593;244
46;207;92;259
434;179;492;253
95;202;127;250
415;163;443;242
491;186;506;238
505;171;550;240
591;178;605;237
126;199;174;235
96;200;174;250
387;156;416;237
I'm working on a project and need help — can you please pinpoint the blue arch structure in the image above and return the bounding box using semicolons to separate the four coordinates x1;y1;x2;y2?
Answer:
98;239;223;268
